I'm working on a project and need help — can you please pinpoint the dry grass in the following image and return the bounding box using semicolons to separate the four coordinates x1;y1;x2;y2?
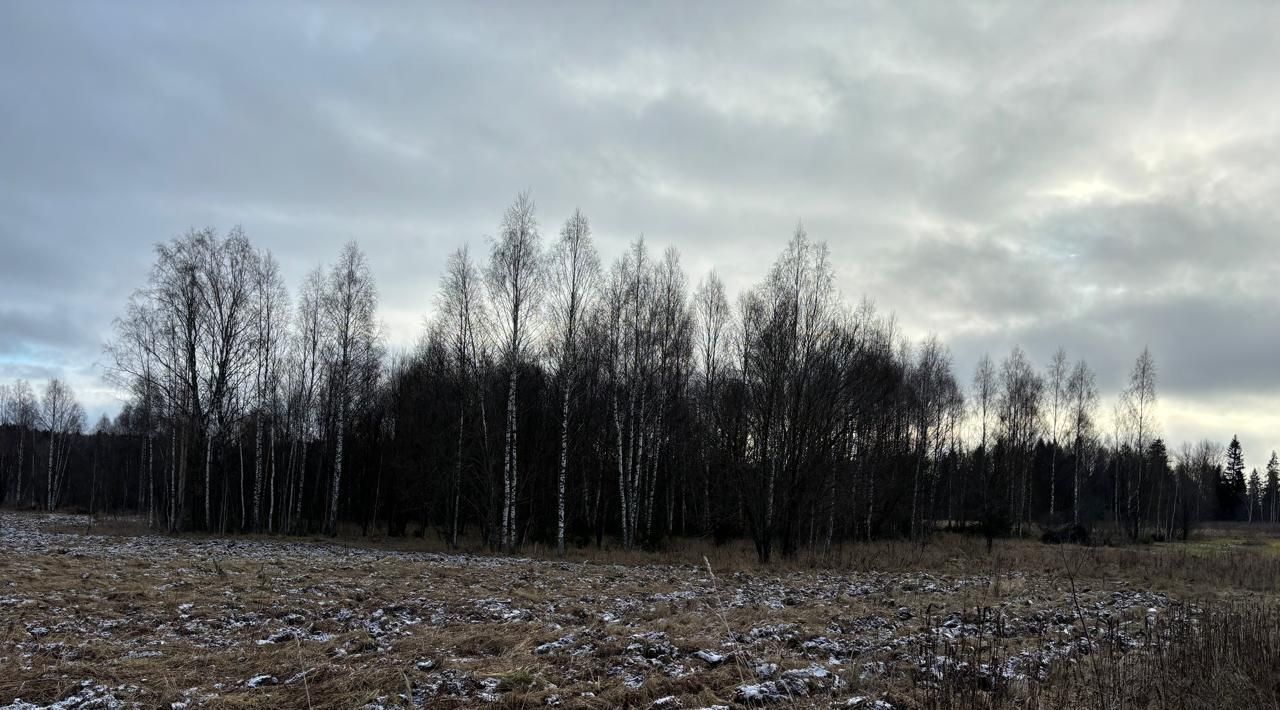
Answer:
3;512;1279;709
55;513;1280;591
912;601;1280;710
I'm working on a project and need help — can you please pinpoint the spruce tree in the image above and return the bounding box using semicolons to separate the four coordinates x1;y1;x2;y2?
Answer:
1222;436;1246;520
1266;451;1279;523
1223;434;1244;519
1247;467;1262;522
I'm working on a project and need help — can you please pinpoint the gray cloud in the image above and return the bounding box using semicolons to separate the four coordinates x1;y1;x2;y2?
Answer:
1;0;1278;464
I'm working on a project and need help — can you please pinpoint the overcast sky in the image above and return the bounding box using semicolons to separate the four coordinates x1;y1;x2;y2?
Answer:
2;1;1277;468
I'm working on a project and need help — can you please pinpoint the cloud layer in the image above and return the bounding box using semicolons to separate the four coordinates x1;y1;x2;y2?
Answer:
2;1;1277;466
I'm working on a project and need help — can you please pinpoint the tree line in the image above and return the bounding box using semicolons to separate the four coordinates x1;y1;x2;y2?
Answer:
2;193;1277;560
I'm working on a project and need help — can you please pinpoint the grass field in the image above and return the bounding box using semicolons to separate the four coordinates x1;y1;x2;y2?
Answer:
1;512;1277;709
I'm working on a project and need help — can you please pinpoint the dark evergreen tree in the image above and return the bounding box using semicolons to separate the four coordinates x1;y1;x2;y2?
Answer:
1220;436;1246;520
1265;451;1279;523
1247;467;1262;522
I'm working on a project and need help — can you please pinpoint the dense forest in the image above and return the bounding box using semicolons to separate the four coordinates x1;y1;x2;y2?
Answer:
1;193;1276;561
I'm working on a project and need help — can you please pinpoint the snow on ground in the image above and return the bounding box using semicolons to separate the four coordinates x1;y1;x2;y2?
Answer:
0;512;1180;708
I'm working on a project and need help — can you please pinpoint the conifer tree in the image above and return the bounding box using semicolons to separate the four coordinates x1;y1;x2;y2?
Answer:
1223;436;1246;520
1266;452;1280;523
1247;467;1262;522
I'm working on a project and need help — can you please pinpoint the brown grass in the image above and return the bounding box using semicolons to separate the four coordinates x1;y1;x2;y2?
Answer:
911;601;1280;710
4;512;1280;708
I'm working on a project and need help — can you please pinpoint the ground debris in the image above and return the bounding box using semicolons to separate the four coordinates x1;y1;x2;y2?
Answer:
0;512;1208;708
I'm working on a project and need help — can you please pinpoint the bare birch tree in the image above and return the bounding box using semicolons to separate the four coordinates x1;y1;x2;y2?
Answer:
486;192;543;550
285;267;327;533
1066;359;1097;524
251;251;289;532
1119;347;1157;540
41;378;84;511
1045;347;1068;520
908;336;955;539
693;271;731;533
438;246;488;546
547;209;599;555
323;242;379;536
7;380;38;506
998;347;1042;535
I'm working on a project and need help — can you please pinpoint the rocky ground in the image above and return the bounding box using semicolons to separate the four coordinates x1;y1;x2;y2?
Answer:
0;513;1187;708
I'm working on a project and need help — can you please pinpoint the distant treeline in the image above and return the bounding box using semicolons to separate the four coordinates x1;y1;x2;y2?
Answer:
2;193;1277;560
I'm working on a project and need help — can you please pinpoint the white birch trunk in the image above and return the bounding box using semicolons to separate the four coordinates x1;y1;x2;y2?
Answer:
644;430;661;540
46;431;55;512
557;384;570;555
295;438;308;529
453;405;464;547
239;433;246;529
501;370;516;550
15;431;24;508
329;406;345;536
508;369;519;549
1049;446;1057;518
168;424;177;531
268;423;276;533
147;435;154;528
253;412;263;531
204;427;213;530
614;394;629;549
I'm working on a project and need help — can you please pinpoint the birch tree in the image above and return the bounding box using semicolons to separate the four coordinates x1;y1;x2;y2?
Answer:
323;242;379;536
738;226;842;561
693;271;731;532
251;251;289;532
1045;347;1068;519
154;232;206;530
1120;347;1157;540
547;209;599;555
73;208;1259;547
105;297;162;527
651;247;693;540
7;380;38;506
276;267;326;533
1066;359;1097;524
603;245;640;549
41;378;84;511
907;336;956;539
970;355;999;545
196;229;258;532
0;384;12;504
998;347;1042;535
0;385;7;496
438;246;488;546
486;192;543;550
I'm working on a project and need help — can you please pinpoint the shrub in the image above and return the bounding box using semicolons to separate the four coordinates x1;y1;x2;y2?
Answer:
1040;523;1090;545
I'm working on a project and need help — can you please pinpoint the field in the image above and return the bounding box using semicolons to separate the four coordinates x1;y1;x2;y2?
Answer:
2;513;1278;709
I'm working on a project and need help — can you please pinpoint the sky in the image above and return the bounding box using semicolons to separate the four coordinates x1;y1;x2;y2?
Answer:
2;1;1278;469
